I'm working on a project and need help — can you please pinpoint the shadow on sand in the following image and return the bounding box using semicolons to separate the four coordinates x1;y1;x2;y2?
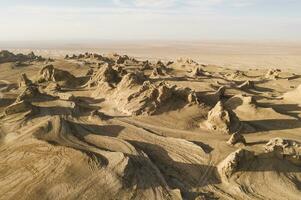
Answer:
124;141;220;199
243;119;301;134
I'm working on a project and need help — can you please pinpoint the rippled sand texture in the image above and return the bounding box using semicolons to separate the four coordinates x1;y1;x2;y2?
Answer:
0;50;301;200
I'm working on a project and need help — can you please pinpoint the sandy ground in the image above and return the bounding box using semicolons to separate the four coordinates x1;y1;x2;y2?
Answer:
2;40;301;71
0;45;301;200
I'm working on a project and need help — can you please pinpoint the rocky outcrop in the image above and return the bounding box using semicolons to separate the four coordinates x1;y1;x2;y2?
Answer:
151;67;166;77
177;58;198;65
115;81;200;115
87;64;120;89
19;73;33;88
43;82;61;94
265;69;281;80
16;85;42;102
264;138;301;166
205;101;241;134
113;65;128;76
142;61;152;70
200;86;226;106
86;68;94;76
123;82;173;115
116;55;130;64
0;50;45;64
190;66;209;77
117;71;146;89
213;86;225;101
37;65;78;87
225;70;246;80
218;148;254;180
156;60;166;68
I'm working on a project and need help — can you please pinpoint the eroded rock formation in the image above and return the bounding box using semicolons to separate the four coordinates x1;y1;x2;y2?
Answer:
205;101;242;134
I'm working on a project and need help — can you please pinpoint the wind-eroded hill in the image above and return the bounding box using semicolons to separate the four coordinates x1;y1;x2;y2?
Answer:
0;50;301;200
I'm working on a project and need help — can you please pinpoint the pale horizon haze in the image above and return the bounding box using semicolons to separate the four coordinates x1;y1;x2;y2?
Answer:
0;0;301;42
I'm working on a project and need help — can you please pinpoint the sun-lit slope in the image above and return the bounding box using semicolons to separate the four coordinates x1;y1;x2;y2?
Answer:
0;50;301;200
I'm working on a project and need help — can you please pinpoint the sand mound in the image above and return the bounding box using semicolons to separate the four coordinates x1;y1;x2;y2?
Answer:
190;66;208;77
16;85;42;102
37;65;78;87
150;61;170;77
85;68;94;76
43;82;61;93
142;60;152;70
156;60;166;68
225;94;296;130
108;53;140;66
19;73;33;88
265;68;281;79
113;64;128;76
115;55;130;64
201;86;226;106
205;101;242;134
264;138;301;166
117;71;146;89
218;148;254;180
216;142;301;199
18;78;67;103
176;57;198;65
213;86;226;100
0;50;45;64
38;81;76;101
87;64;120;89
87;64;200;115
225;70;246;80
66;52;142;67
124;82;174;115
151;67;166;77
218;138;301;182
114;81;199;115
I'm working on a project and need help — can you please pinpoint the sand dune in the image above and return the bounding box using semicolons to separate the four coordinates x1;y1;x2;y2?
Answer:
0;50;301;200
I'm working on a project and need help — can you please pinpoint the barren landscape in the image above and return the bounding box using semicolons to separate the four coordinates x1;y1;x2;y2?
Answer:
0;45;301;200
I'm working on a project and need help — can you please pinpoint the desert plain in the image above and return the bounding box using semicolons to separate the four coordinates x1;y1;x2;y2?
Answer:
0;41;301;200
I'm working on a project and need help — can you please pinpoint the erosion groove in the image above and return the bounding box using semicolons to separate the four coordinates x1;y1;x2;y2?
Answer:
0;50;301;200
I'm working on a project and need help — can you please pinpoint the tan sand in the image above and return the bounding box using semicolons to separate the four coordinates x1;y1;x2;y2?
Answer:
3;40;301;71
0;48;301;200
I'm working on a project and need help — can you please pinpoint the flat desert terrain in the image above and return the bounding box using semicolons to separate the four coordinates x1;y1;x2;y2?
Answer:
0;41;301;200
3;40;301;70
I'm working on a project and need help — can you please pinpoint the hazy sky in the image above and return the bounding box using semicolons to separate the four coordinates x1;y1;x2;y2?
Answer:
0;0;300;41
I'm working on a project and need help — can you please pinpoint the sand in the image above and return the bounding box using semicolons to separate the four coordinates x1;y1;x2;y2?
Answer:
0;47;301;200
3;40;301;71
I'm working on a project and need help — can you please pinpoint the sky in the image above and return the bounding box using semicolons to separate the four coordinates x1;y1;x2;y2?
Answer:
0;0;301;41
